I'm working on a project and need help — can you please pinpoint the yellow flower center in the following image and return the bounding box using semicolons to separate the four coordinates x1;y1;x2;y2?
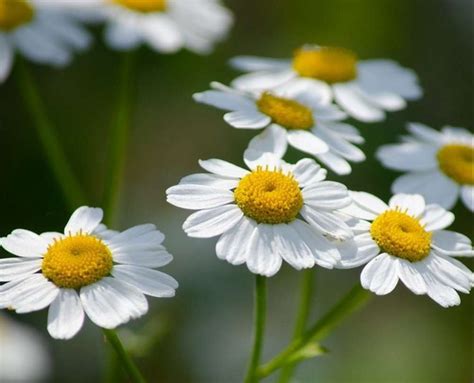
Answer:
437;144;474;185
292;46;357;84
370;210;432;262
42;234;113;289
0;0;34;31
256;92;314;130
234;167;303;224
113;0;166;12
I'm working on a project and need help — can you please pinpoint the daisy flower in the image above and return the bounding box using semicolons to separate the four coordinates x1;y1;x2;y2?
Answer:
0;206;178;340
166;151;355;277
194;81;365;175
229;45;422;123
376;123;474;211
339;192;473;307
80;0;233;54
0;0;92;83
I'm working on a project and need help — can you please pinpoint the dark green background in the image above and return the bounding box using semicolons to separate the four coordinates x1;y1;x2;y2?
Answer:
0;0;472;382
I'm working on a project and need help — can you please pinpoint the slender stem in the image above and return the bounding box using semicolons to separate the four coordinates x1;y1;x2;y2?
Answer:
102;329;146;383
15;58;87;210
244;275;267;383
102;52;135;226
258;284;372;378
278;268;315;383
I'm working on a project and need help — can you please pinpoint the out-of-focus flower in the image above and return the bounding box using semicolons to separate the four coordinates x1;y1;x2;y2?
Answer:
230;45;422;123
376;123;474;211
194;80;365;175
0;206;178;340
0;0;92;83
78;0;233;54
339;192;473;307
0;313;51;382
167;151;356;277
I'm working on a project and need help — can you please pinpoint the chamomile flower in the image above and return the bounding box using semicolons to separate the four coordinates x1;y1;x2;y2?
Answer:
376;123;474;211
339;193;473;307
230;45;422;123
167;151;355;277
81;0;233;54
0;0;92;83
0;206;178;340
194;81;366;175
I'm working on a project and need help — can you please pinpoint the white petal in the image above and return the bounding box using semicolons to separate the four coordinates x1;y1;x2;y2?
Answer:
358;89;406;111
40;231;64;242
243;149;285;171
424;254;471;293
231;70;295;92
423;271;460;307
0;35;14;83
406;122;443;144
431;231;474;257
360;254;399;295
419;204;454;231
112;265;178;298
301;206;353;241
337;232;380;268
183;205;243;238
246;224;282;277
179;173;238;189
64;206;103;235
198;158;249;178
229;56;291;71
388;194;426;217
141;14;183;53
216;217;256;265
38;15;91;51
460;186;474;212
315;124;365;162
397;259;427;295
193;90;255;111
349;191;388;216
104;21;141;50
106;224;164;249
224;109;270;129
80;277;148;329
322;122;364;144
0;258;42;282
166;184;234;210
47;289;84;340
273;223;315;270
315;151;352;175
247;125;288;159
292;158;327;187
303;181;351;210
1;229;48;258
286;130;329;155
376;142;438;172
273;78;332;105
113;247;173;268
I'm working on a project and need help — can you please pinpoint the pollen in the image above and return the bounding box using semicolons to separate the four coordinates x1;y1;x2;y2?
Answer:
292;46;357;84
370;210;432;262
42;234;113;289
437;144;474;185
234;167;303;224
113;0;166;12
257;92;314;130
0;0;34;31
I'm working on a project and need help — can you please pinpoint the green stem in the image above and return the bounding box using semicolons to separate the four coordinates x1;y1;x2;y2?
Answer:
258;284;372;378
244;275;267;383
278;268;315;383
102;329;146;383
15;58;87;210
102;52;135;226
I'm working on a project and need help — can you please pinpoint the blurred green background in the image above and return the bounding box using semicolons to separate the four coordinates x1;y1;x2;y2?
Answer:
0;0;472;382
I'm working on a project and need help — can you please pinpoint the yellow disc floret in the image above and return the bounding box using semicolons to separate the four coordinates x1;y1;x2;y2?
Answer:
42;234;113;289
113;0;166;12
0;0;34;31
234;167;303;224
293;46;357;84
437;144;474;185
370;210;432;262
257;92;314;130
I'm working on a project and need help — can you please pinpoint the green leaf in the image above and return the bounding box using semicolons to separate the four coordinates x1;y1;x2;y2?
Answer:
283;343;328;365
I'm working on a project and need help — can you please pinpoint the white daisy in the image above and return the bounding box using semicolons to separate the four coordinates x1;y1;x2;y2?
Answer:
0;206;178;340
194;81;366;175
338;192;473;307
166;151;355;277
0;0;92;83
376;123;474;212
79;0;233;54
229;45;422;123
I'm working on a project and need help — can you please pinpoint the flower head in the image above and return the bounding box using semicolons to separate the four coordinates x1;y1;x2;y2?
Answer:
376;123;474;211
339;193;473;307
229;44;422;123
0;0;92;83
0;206;178;339
167;151;356;276
194;81;365;175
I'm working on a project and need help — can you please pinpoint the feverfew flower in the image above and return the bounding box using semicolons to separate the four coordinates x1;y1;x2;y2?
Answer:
0;207;178;339
194;81;365;175
339;193;473;307
377;123;474;211
167;152;355;276
0;0;92;83
230;45;422;122
84;0;233;54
